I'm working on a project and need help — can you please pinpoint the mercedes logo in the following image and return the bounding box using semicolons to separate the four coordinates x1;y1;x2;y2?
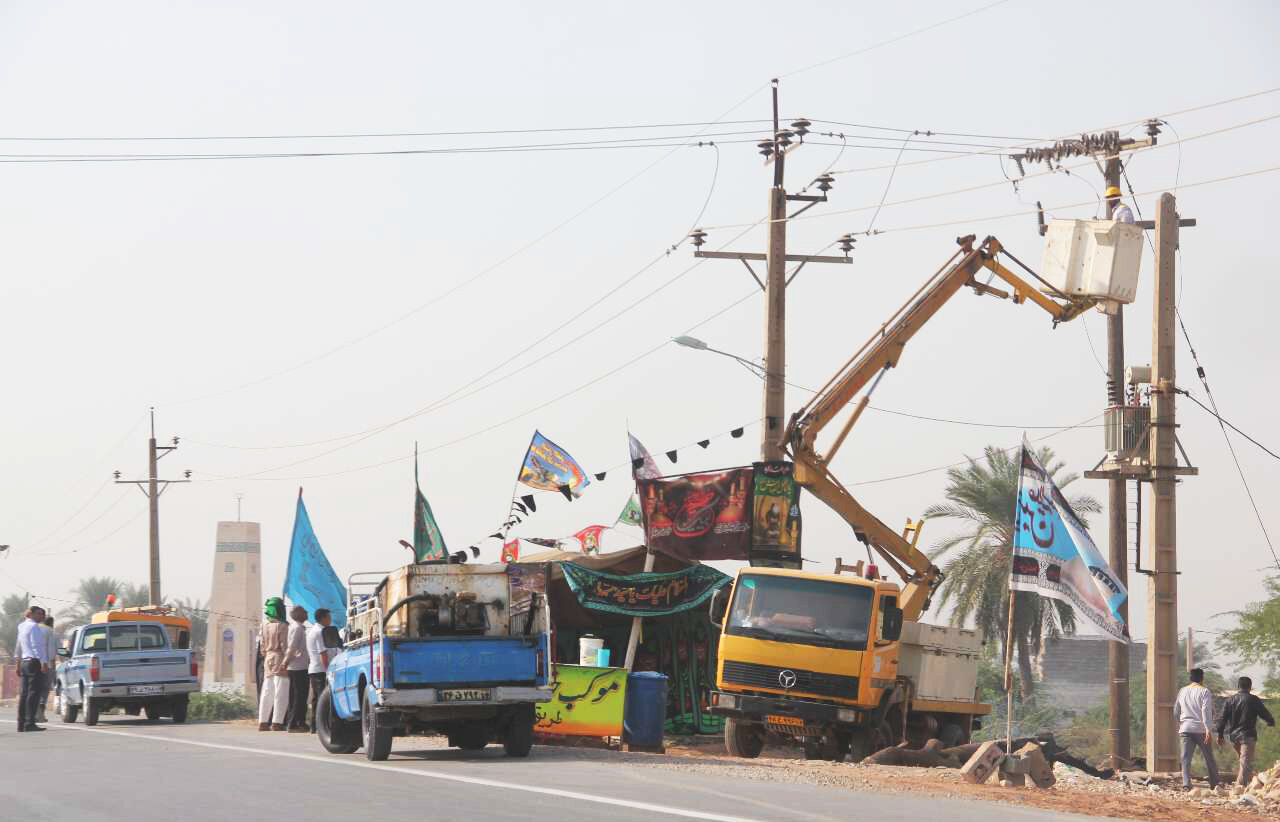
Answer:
777;669;797;689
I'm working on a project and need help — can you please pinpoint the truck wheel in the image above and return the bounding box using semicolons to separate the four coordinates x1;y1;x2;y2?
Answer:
938;722;965;748
125;705;142;716
503;717;534;758
171;695;189;724
143;703;162;721
317;687;359;754
803;735;843;761
724;717;763;758
456;727;488;751
84;697;100;726
61;694;79;724
361;690;393;761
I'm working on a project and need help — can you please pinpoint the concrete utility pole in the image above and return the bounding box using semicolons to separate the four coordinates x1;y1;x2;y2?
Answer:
688;80;854;469
115;408;191;606
1147;192;1181;773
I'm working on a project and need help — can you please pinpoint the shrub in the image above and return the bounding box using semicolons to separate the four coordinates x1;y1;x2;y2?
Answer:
187;691;256;721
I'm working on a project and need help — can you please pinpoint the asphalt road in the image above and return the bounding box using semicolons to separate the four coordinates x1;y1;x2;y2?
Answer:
0;712;1134;822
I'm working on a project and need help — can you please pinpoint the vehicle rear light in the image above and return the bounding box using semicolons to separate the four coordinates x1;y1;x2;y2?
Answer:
89;655;100;682
191;659;199;678
865;563;879;580
535;649;545;678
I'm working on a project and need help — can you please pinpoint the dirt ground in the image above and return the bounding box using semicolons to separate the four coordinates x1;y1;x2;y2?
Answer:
636;735;1272;822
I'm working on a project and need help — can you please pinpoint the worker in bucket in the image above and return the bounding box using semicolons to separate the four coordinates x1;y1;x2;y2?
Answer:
1106;185;1135;224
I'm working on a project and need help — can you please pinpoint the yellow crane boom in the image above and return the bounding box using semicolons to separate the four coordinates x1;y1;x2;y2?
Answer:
784;234;1097;621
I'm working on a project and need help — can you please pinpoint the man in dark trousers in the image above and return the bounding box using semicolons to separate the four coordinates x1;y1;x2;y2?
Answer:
305;608;334;732
284;605;310;732
15;606;51;732
1216;676;1276;787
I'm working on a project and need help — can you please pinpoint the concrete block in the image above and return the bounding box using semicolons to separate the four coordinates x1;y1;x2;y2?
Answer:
1015;742;1056;789
960;740;1004;785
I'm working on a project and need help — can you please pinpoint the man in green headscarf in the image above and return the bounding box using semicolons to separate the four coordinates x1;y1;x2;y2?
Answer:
258;597;290;731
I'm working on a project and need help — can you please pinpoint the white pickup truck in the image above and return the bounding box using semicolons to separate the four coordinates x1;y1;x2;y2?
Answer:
55;608;201;725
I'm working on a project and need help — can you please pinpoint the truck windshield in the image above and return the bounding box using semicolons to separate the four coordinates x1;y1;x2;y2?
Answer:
725;575;874;651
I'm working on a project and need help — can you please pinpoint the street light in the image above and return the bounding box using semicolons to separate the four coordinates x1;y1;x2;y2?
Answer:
672;336;767;377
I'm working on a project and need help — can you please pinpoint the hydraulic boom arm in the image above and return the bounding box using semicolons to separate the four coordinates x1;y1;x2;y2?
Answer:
785;235;1096;621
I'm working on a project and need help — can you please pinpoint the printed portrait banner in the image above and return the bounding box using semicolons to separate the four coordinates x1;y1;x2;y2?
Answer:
628;432;662;480
500;539;520;563
639;467;753;562
616;494;644;527
535;664;628;737
283;493;348;629
1011;446;1129;642
573;524;608;555
750;461;802;565
507;561;549;617
518;431;591;497
561;562;731;618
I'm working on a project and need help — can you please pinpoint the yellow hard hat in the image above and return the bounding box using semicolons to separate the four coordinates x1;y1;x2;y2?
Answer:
1105;185;1123;199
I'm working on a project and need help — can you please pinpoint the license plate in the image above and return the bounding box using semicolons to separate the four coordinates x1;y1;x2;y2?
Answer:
129;685;163;696
766;714;803;727
438;688;491;703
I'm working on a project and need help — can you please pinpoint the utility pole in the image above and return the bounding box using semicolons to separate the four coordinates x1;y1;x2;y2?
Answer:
1186;626;1194;675
1014;125;1158;769
115;408;191;606
688;79;854;479
1147;192;1181;773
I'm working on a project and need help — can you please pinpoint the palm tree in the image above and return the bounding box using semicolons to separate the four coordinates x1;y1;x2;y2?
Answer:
171;597;209;650
2;593;30;657
119;582;154;607
923;444;1100;700
59;576;126;627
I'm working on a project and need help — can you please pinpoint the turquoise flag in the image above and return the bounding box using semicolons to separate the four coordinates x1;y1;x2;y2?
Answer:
283;489;347;628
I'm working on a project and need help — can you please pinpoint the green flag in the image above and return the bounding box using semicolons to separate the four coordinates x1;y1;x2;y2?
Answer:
414;445;448;562
616;494;643;527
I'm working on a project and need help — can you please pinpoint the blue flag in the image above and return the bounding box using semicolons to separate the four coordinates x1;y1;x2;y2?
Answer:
283;490;347;628
1010;446;1128;642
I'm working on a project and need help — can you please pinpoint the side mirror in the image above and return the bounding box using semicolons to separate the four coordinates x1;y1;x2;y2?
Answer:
882;605;904;642
708;587;729;627
57;647;71;658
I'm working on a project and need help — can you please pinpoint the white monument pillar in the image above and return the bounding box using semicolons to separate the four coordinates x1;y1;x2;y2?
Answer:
202;521;263;699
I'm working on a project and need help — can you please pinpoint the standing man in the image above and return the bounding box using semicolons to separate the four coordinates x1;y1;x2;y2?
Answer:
15;606;50;732
284;605;310;732
1105;186;1135;224
1216;676;1276;787
258;597;290;732
35;615;57;724
306;608;334;733
1174;668;1220;791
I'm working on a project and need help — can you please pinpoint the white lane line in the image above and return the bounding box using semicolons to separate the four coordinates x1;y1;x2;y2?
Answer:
3;721;764;822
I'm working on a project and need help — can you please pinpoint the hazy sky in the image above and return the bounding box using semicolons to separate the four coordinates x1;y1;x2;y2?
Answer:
2;1;1277;674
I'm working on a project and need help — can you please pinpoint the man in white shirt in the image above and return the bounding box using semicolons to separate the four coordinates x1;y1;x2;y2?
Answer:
1106;185;1136;224
306;608;334;733
284;605;311;732
15;606;51;732
35;615;58;723
1174;667;1220;790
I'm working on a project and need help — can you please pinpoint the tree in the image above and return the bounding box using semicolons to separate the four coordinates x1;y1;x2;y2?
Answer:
924;445;1101;700
119;582;153;607
172;597;209;650
2;593;30;657
1217;575;1280;693
59;577;126;627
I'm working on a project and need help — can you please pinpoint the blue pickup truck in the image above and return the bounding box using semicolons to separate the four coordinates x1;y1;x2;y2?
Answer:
314;561;552;761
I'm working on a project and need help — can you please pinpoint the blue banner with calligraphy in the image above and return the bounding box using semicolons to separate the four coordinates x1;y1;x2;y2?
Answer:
1011;446;1128;642
283;492;348;629
560;563;730;618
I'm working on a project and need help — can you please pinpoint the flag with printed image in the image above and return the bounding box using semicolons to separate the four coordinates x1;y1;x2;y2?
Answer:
616;494;644;527
500;539;520;563
518;431;591;497
1010;444;1129;642
629;432;662;480
414;446;448;562
573;525;609;554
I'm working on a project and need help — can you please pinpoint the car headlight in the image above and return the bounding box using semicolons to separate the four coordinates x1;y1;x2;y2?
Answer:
837;708;858;723
714;693;737;710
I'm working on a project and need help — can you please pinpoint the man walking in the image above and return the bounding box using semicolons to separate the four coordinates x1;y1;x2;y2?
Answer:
258;597;290;731
1216;676;1276;787
284;605;310;732
36;615;57;724
306;608;334;732
15;606;51;732
1175;667;1220;790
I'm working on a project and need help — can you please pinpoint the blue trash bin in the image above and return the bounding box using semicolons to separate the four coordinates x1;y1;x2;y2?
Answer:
623;671;668;751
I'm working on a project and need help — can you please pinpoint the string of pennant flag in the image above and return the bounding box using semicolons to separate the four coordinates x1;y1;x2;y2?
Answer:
468;421;758;560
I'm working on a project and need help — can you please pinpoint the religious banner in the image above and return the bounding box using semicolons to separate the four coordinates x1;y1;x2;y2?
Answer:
561;563;731;617
1011;445;1129;642
616;494;643;527
750;461;802;567
629;432;661;480
500;539;520;563
507;561;549;617
518;431;591;497
639;467;752;562
413;446;448;562
283;490;348;629
572;524;608;554
534;664;628;737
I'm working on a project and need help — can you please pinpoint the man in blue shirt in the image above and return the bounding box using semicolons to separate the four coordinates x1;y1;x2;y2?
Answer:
15;605;51;732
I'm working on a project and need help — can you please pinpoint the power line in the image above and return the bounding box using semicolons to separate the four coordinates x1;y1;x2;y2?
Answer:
1177;391;1280;462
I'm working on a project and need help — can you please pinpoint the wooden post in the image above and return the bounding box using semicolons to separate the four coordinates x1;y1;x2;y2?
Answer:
1005;589;1017;752
622;547;656;670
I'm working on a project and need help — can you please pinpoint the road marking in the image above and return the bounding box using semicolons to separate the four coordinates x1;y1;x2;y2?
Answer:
4;721;764;822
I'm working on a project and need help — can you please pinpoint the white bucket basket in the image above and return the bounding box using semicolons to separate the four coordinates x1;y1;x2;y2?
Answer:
1039;219;1143;304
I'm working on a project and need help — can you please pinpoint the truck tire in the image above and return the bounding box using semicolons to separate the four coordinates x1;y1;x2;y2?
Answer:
143;703;162;721
456;727;488;751
61;694;79;724
361;690;393;761
84;697;100;726
938;722;965;748
803;735;844;761
171;695;189;724
317;687;359;754
503;717;534;758
724;717;764;758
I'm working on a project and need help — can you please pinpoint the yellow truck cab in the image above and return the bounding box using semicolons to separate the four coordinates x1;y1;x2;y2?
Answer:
708;565;988;762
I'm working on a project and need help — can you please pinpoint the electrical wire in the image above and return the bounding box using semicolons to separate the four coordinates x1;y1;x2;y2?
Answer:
1177;391;1280;462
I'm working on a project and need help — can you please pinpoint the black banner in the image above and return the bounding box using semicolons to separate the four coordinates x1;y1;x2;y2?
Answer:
560;563;730;617
639;467;753;562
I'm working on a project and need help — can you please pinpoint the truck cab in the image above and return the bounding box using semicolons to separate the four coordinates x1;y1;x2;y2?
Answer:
709;566;986;761
315;562;553;761
55;608;200;725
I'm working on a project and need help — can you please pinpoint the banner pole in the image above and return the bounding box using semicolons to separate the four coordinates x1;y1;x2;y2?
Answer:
1004;587;1016;754
622;546;655;671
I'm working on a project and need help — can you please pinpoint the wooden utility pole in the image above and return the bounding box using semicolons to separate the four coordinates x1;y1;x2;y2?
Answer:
1146;192;1181;774
115;408;190;606
1186;627;1194;675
